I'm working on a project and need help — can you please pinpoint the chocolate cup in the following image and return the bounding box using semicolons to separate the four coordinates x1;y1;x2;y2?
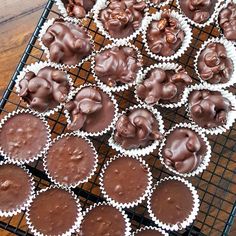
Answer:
132;226;169;236
146;0;171;9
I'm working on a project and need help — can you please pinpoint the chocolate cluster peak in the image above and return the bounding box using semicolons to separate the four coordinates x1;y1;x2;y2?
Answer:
147;12;185;56
99;0;146;38
114;108;162;149
137;67;192;105
42;19;92;65
198;42;233;84
19;67;70;112
189;90;232;128
94;46;141;87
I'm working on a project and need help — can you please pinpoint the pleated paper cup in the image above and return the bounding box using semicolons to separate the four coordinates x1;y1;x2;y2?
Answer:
146;0;172;9
132;226;168;236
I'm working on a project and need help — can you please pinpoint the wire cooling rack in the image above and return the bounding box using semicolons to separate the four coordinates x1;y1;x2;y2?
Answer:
0;0;235;235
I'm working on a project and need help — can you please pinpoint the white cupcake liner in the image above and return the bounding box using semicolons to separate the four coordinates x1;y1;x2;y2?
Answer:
142;10;193;61
43;132;98;189
158;123;211;177
78;202;131;236
108;104;165;157
26;186;83;236
0;109;51;165
99;154;153;208
147;176;200;231
131;226;169;236
185;84;236;135
38;18;95;69
93;0;149;43
15;61;75;117
134;62;192;108
146;0;172;9
0;161;35;217
91;41;143;92
194;37;236;89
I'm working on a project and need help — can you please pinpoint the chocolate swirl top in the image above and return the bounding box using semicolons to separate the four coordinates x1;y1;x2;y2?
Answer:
197;42;233;84
42;19;92;65
189;90;232;128
147;12;185;56
94;46;141;87
18;67;70;113
99;0;146;38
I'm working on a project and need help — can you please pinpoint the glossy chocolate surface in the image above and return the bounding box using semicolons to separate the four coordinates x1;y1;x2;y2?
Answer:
135;229;164;236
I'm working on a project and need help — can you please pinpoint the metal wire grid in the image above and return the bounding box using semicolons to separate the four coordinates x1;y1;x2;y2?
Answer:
0;0;235;235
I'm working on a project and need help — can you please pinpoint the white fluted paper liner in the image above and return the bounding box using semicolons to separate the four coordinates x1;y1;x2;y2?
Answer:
185;84;236;135
142;10;193;61
134;62;191;108
0;161;35;217
158;123;211;178
78;202;131;236
43;132;98;189
91;41;143;92
147;176;200;231
93;0;149;43
26;186;83;236
132;226;168;236
38;18;95;69
99;154;153;208
194;37;236;89
15;61;75;117
0;109;51;165
108;104;165;157
64;83;119;136
146;0;172;9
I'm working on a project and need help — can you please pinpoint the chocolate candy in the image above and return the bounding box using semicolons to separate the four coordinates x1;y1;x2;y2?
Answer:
94;46;141;87
219;2;236;41
163;128;206;174
150;0;167;5
179;0;217;24
147;12;185;56
65;86;115;133
189;90;232;128
197;42;233;84
18;67;70;112
137;67;192;105
135;228;165;236
99;0;146;38
42;19;92;65
114;108;162;149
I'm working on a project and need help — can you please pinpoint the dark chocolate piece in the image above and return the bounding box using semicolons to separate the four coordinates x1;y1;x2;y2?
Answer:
42;19;92;65
102;156;149;203
150;0;167;5
19;67;70;112
219;2;236;41
197;42;233;84
163;128;206;173
150;179;193;225
135;229;164;236
99;0;146;38
137;67;192;105
65;86;115;133
114;108;162;149
94;46;141;87
189;90;232;128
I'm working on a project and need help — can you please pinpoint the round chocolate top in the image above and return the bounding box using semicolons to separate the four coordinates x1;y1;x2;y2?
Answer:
94;46;141;87
219;2;236;41
99;0;146;38
135;229;164;236
137;68;192;105
179;0;217;24
46;135;96;186
0;164;31;212
102;156;149;204
79;205;126;236
147;12;185;57
163;128;206;174
65;86;115;133
197;42;233;84
29;188;78;235
189;90;232;128
42;19;92;65
0;113;48;161
150;179;193;225
19;67;70;113
114;108;162;149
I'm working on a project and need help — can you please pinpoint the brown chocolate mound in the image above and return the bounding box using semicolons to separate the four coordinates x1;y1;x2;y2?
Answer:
150;0;167;5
